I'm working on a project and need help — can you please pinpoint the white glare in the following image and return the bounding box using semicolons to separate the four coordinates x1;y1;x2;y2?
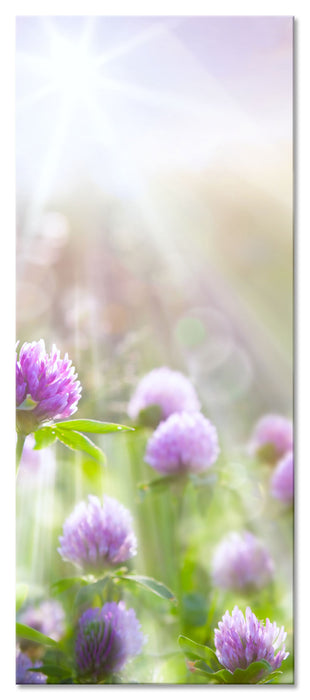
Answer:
47;36;99;103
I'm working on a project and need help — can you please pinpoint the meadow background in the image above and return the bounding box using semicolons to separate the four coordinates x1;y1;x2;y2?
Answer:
16;15;293;684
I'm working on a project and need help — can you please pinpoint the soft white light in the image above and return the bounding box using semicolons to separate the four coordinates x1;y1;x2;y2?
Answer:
47;36;99;103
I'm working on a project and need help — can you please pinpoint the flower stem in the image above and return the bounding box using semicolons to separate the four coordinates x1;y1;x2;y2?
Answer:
16;433;26;475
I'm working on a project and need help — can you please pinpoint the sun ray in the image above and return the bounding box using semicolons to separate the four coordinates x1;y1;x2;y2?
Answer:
96;74;218;121
94;17;182;68
16;83;57;111
16;51;52;74
23;95;73;238
85;93;190;280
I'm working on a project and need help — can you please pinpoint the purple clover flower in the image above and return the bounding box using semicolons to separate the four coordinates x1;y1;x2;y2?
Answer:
248;414;293;461
19;600;65;641
128;367;200;424
271;451;294;504
144;411;219;474
58;495;137;572
214;606;289;673
16;340;81;433
211;531;274;591
75;602;144;681
16;649;47;684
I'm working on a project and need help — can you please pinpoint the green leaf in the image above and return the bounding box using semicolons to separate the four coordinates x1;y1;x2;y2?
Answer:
16;622;59;648
28;664;72;681
50;576;89;595
221;660;274;684
54;419;134;433
16;583;28;612
178;636;222;671
138;473;184;496
54;427;106;464
192;659;275;685
33;426;57;449
75;577;109;607
259;670;283;684
118;575;177;603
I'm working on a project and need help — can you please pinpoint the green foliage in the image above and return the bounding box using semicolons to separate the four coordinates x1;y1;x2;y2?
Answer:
16;583;28;612
16;622;59;648
155;653;188;683
33;426;57;449
50;576;90;595
178;635;222;671
28;664;73;683
117;575;177;603
138;473;186;498
31;419;133;464
197;660;279;684
55;419;134;433
181;593;207;627
178;635;280;684
54;426;106;464
74;577;109;608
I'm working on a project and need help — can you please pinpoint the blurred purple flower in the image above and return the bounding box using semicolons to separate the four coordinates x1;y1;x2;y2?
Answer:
75;602;144;681
16;649;47;684
128;367;200;423
58;495;137;572
17;434;41;470
19;600;65;641
17;434;57;487
145;411;219;474
248;414;293;460
211;531;274;591
16;340;81;432
271;451;294;504
214;606;289;673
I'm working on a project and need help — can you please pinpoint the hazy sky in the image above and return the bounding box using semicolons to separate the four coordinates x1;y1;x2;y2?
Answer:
16;16;293;198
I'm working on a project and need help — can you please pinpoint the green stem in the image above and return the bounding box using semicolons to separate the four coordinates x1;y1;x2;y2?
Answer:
16;433;26;475
169;478;188;600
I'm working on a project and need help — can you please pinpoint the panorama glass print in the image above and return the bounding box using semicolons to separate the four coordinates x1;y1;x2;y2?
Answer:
16;16;294;685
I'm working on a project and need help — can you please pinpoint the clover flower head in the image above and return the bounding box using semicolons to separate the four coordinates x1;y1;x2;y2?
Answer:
16;649;47;684
128;367;200;424
211;531;274;591
271;451;294;503
248;414;293;460
58;495;137;572
214;606;289;673
75;602;144;681
144;411;219;474
16;340;81;433
19;600;65;641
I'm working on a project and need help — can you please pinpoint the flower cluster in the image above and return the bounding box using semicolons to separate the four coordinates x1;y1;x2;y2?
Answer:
145;411;219;474
211;531;274;591
75;602;144;681
248;414;293;461
214;606;289;673
16;649;47;684
16;340;81;432
19;600;65;641
271;451;294;504
128;366;200;423
58;495;137;572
